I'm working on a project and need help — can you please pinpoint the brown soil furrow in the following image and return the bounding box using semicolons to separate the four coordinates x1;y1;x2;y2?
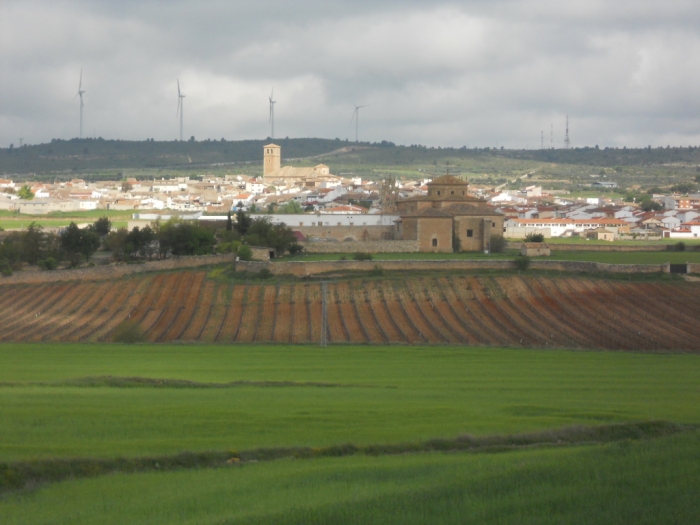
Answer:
58;280;128;341
334;282;367;343
125;274;169;325
438;281;494;344
180;280;217;341
363;284;391;343
477;276;547;346
82;278;147;342
552;279;645;350
510;278;600;348
238;285;262;343
0;283;67;336
0;284;51;322
465;276;527;345
406;281;454;343
307;284;322;344
575;280;673;350
254;286;277;342
614;281;700;343
327;284;348;343
447;277;513;346
514;277;592;347
592;280;700;350
353;282;387;343
291;285;309;343
149;273;196;341
386;281;427;342
39;281;114;342
349;284;372;342
273;285;293;343
166;273;207;341
217;285;246;342
367;281;405;343
425;281;480;345
557;278;640;350
0;282;75;342
415;278;468;344
199;285;229;342
392;282;441;343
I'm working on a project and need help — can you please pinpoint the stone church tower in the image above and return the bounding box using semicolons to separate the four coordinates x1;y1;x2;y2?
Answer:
263;144;281;177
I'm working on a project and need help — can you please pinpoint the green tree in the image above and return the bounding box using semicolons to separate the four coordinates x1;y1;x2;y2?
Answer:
278;200;303;213
92;216;112;236
524;233;545;243
640;200;663;212
226;212;233;231
18;185;34;200
60;222;100;267
235;210;252;236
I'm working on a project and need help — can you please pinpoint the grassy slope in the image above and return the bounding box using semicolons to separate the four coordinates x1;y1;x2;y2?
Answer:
2;432;699;525
0;344;699;461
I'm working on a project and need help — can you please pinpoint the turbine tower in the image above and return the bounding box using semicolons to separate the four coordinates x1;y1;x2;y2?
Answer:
268;89;276;139
76;69;85;139
564;115;570;149
176;79;185;141
350;103;369;143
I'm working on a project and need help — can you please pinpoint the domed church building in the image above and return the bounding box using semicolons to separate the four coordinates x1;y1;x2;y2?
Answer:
394;175;504;252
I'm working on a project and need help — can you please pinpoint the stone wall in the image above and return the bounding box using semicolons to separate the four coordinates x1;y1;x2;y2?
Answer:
303;240;418;254
688;263;700;275
504;241;669;252
235;258;668;277
0;254;235;285
297;225;394;242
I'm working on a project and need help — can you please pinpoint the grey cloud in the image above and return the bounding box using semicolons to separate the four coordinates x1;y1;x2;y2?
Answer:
1;0;700;148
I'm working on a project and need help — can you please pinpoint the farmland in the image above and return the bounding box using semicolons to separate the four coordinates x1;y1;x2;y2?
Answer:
1;344;699;524
0;270;698;349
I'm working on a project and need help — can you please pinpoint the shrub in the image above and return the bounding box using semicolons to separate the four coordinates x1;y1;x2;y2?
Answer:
514;256;531;271
353;252;373;261
257;268;272;279
490;235;505;253
524;233;545;243
237;245;253;261
38;257;58;271
112;320;145;343
339;255;347;261
0;258;12;276
675;241;686;252
288;243;304;256
370;264;384;277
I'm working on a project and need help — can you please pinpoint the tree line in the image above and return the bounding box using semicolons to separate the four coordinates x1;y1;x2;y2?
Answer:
0;212;302;275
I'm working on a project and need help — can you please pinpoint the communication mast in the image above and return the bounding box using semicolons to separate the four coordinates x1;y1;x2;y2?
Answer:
564;115;570;149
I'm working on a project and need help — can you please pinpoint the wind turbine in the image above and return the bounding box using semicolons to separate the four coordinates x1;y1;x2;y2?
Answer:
268;88;276;139
350;103;369;143
176;79;185;141
76;69;85;139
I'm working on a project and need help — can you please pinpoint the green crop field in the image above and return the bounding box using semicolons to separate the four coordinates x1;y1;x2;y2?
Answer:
1;343;699;524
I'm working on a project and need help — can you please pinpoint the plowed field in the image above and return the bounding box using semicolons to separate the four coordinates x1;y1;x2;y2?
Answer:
1;272;698;350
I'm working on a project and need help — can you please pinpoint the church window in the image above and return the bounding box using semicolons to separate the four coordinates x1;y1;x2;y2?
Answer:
451;191;454;195
432;238;438;247
437;191;441;196
467;229;474;237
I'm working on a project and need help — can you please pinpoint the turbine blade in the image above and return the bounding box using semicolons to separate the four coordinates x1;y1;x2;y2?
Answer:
79;69;82;91
177;79;181;97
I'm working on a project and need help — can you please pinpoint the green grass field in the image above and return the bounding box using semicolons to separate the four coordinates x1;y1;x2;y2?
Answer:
2;343;699;523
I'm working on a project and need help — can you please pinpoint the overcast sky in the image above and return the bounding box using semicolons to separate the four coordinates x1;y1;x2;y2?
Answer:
2;0;700;149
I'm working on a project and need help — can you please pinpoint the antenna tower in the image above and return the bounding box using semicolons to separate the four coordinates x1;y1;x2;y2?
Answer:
564;115;570;149
550;123;553;149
